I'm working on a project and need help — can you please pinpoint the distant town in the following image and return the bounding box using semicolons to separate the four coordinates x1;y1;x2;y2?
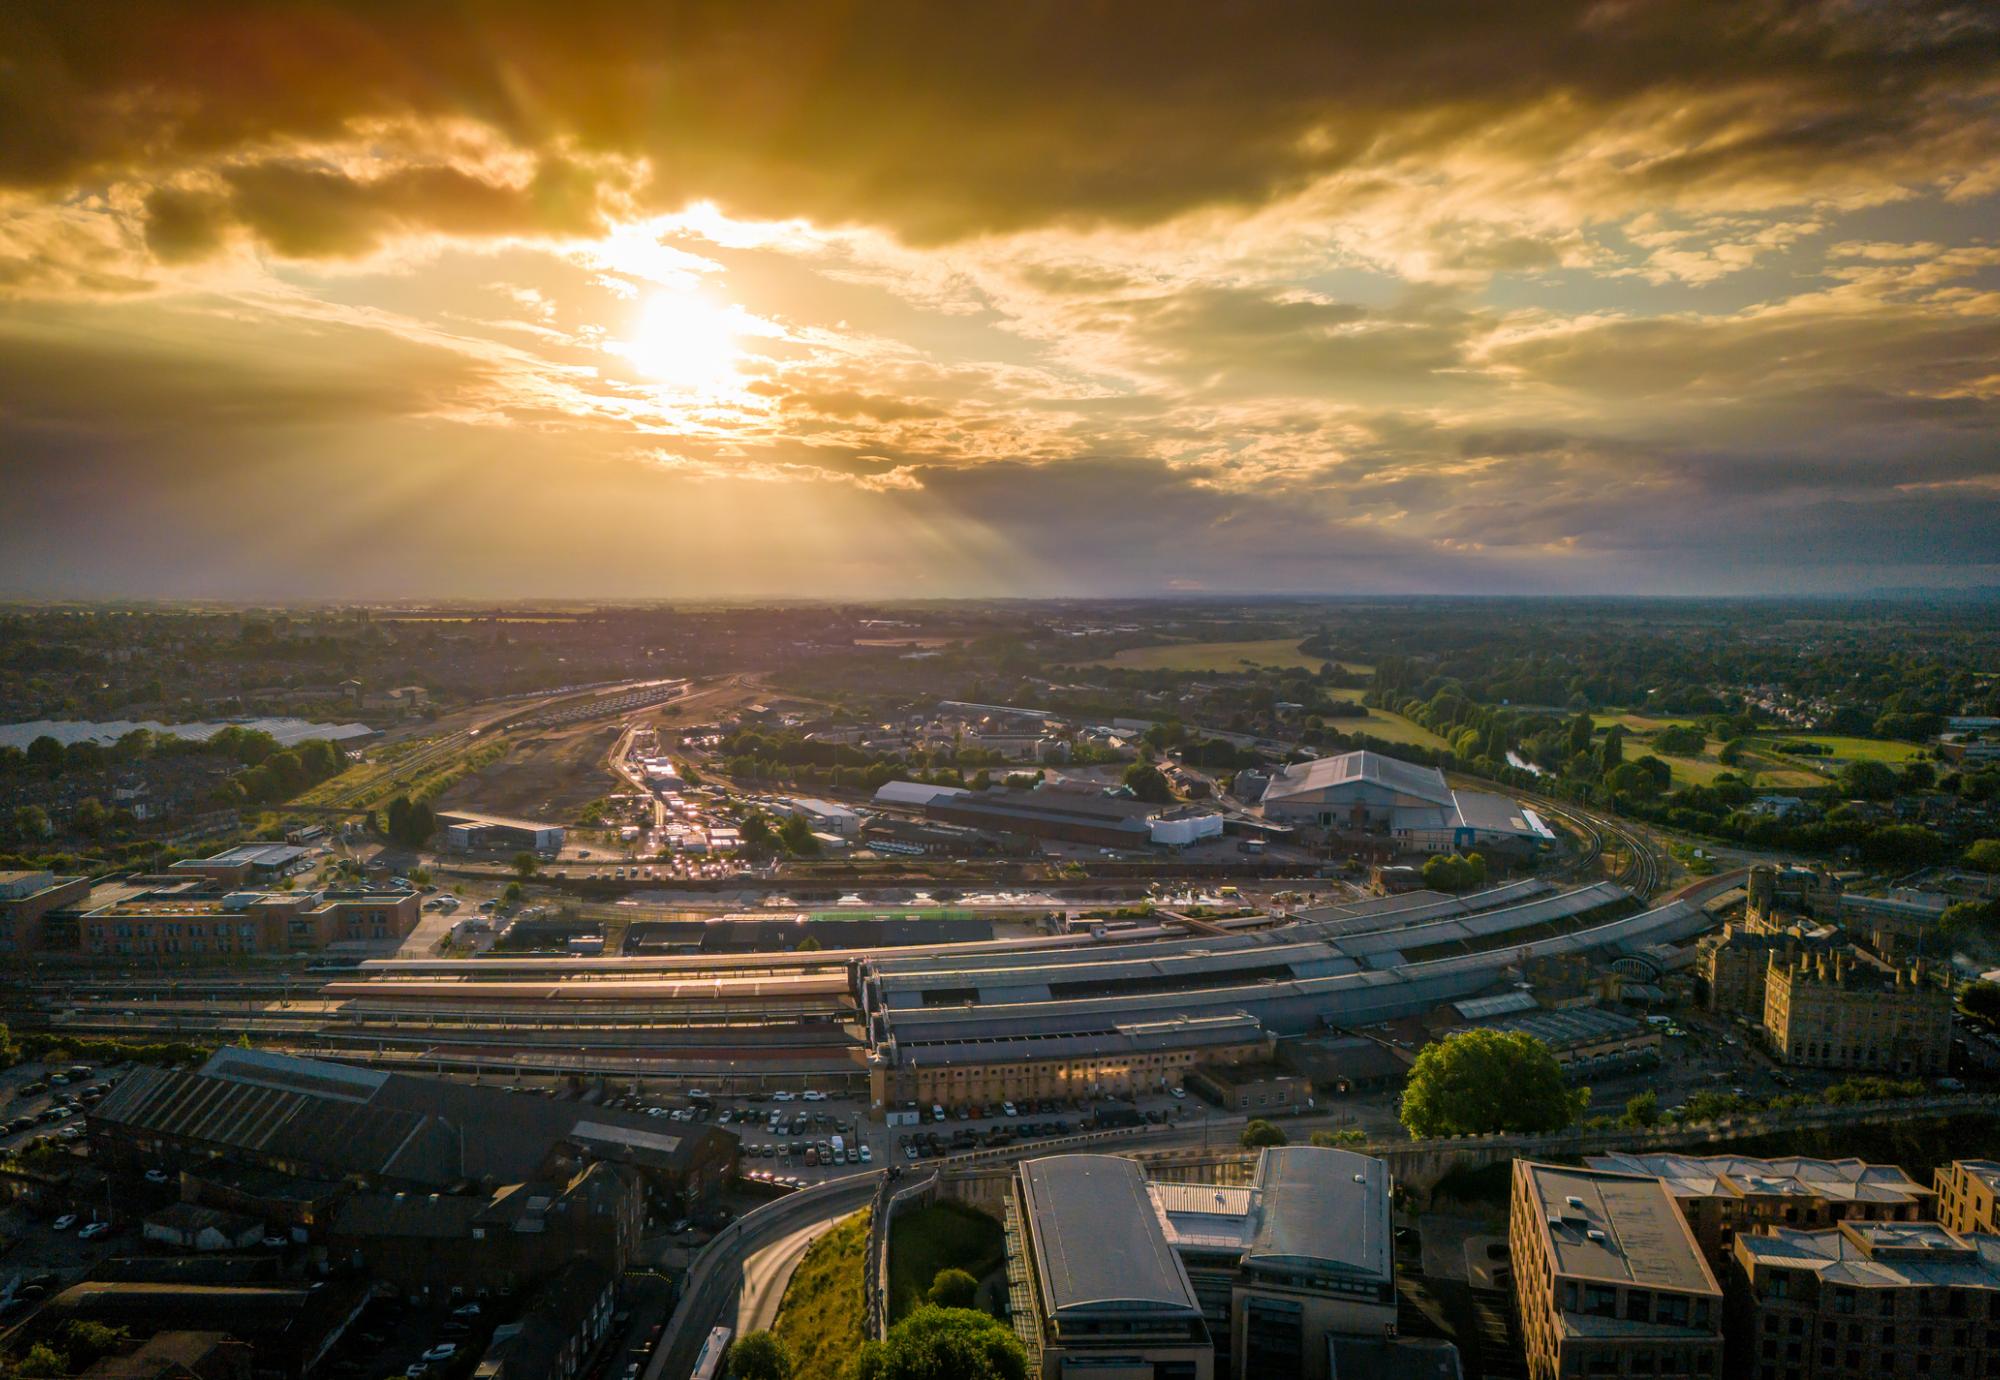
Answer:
1;596;1998;1380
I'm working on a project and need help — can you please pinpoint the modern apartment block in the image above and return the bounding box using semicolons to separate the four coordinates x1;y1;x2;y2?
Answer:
1761;950;1951;1075
1937;1161;2000;1237
1149;1146;1397;1380
1727;1222;2000;1380
1510;1161;1724;1379
1008;1154;1215;1380
1586;1154;1935;1277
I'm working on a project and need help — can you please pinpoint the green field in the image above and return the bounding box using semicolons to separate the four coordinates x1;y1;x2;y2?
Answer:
887;1200;1006;1324
1350;708;1448;750
1079;638;1370;675
772;1209;871;1380
1755;734;1926;764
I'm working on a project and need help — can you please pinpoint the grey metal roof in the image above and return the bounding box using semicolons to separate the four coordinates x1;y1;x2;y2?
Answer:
1247;1147;1392;1280
1291;878;1554;933
882;896;1704;1053
1020;1156;1202;1318
1260;751;1453;806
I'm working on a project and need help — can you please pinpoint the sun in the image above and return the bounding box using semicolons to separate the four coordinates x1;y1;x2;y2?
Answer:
617;288;743;392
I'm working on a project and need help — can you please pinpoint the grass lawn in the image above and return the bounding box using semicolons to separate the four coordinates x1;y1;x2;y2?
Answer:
1350;708;1448;750
1077;638;1370;675
887;1200;1005;1325
772;1208;871;1380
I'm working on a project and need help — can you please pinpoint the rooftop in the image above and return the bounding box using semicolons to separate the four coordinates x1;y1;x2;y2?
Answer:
1588;1153;1933;1207
1260;751;1453;807
1739;1224;2000;1289
1519;1161;1719;1296
1249;1146;1392;1280
1020;1155;1203;1319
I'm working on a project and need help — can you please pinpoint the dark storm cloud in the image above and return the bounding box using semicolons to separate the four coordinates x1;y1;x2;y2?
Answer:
3;1;1997;243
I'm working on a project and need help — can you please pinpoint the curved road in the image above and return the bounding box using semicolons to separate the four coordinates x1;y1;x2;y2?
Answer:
736;1217;839;1335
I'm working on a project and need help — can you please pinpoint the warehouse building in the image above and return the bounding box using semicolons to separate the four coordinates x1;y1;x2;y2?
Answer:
433;809;566;855
1255;751;1554;856
921;783;1224;851
88;1048;737;1205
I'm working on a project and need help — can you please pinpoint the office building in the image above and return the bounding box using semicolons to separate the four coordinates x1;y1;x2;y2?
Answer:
1150;1147;1399;1380
1510;1161;1723;1379
1587;1154;1934;1276
0;868;92;953
1728;1222;2000;1380
79;884;419;956
1009;1155;1214;1380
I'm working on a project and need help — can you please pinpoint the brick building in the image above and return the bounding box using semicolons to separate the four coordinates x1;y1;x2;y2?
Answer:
1510;1161;1723;1380
1727;1222;2000;1380
79;885;419;957
1587;1154;1934;1278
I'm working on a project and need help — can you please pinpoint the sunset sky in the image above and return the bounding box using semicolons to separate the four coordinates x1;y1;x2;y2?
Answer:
3;2;1998;599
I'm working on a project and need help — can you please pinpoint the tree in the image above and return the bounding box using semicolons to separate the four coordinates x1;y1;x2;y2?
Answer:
1621;1091;1660;1128
843;1307;1027;1380
1121;761;1176;804
1421;852;1486;893
795;935;822;952
11;803;51;841
511;851;540;879
503;880;524;904
1960;980;2000;1026
726;1331;794;1380
1240;1119;1288;1149
1598;726;1625;773
1400;1028;1589;1138
1838;760;1897;801
1718;737;1748;766
1309;1128;1367;1147
928;1267;979;1309
778;814;820;856
71;797;110;837
1965;839;2000;874
26;734;64;777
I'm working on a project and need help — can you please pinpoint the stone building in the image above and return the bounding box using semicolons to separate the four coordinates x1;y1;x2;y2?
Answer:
1761;951;1951;1076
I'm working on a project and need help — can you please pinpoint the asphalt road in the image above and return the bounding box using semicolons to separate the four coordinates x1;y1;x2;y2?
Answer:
735;1217;836;1335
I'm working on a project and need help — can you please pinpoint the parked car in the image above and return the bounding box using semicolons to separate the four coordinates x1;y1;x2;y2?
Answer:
52;1214;78;1231
78;1221;112;1241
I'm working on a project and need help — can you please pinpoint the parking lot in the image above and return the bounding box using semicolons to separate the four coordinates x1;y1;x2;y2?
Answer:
0;1057;123;1160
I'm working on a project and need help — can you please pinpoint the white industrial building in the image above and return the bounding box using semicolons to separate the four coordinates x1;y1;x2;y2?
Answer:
1255;751;1553;855
787;797;863;838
